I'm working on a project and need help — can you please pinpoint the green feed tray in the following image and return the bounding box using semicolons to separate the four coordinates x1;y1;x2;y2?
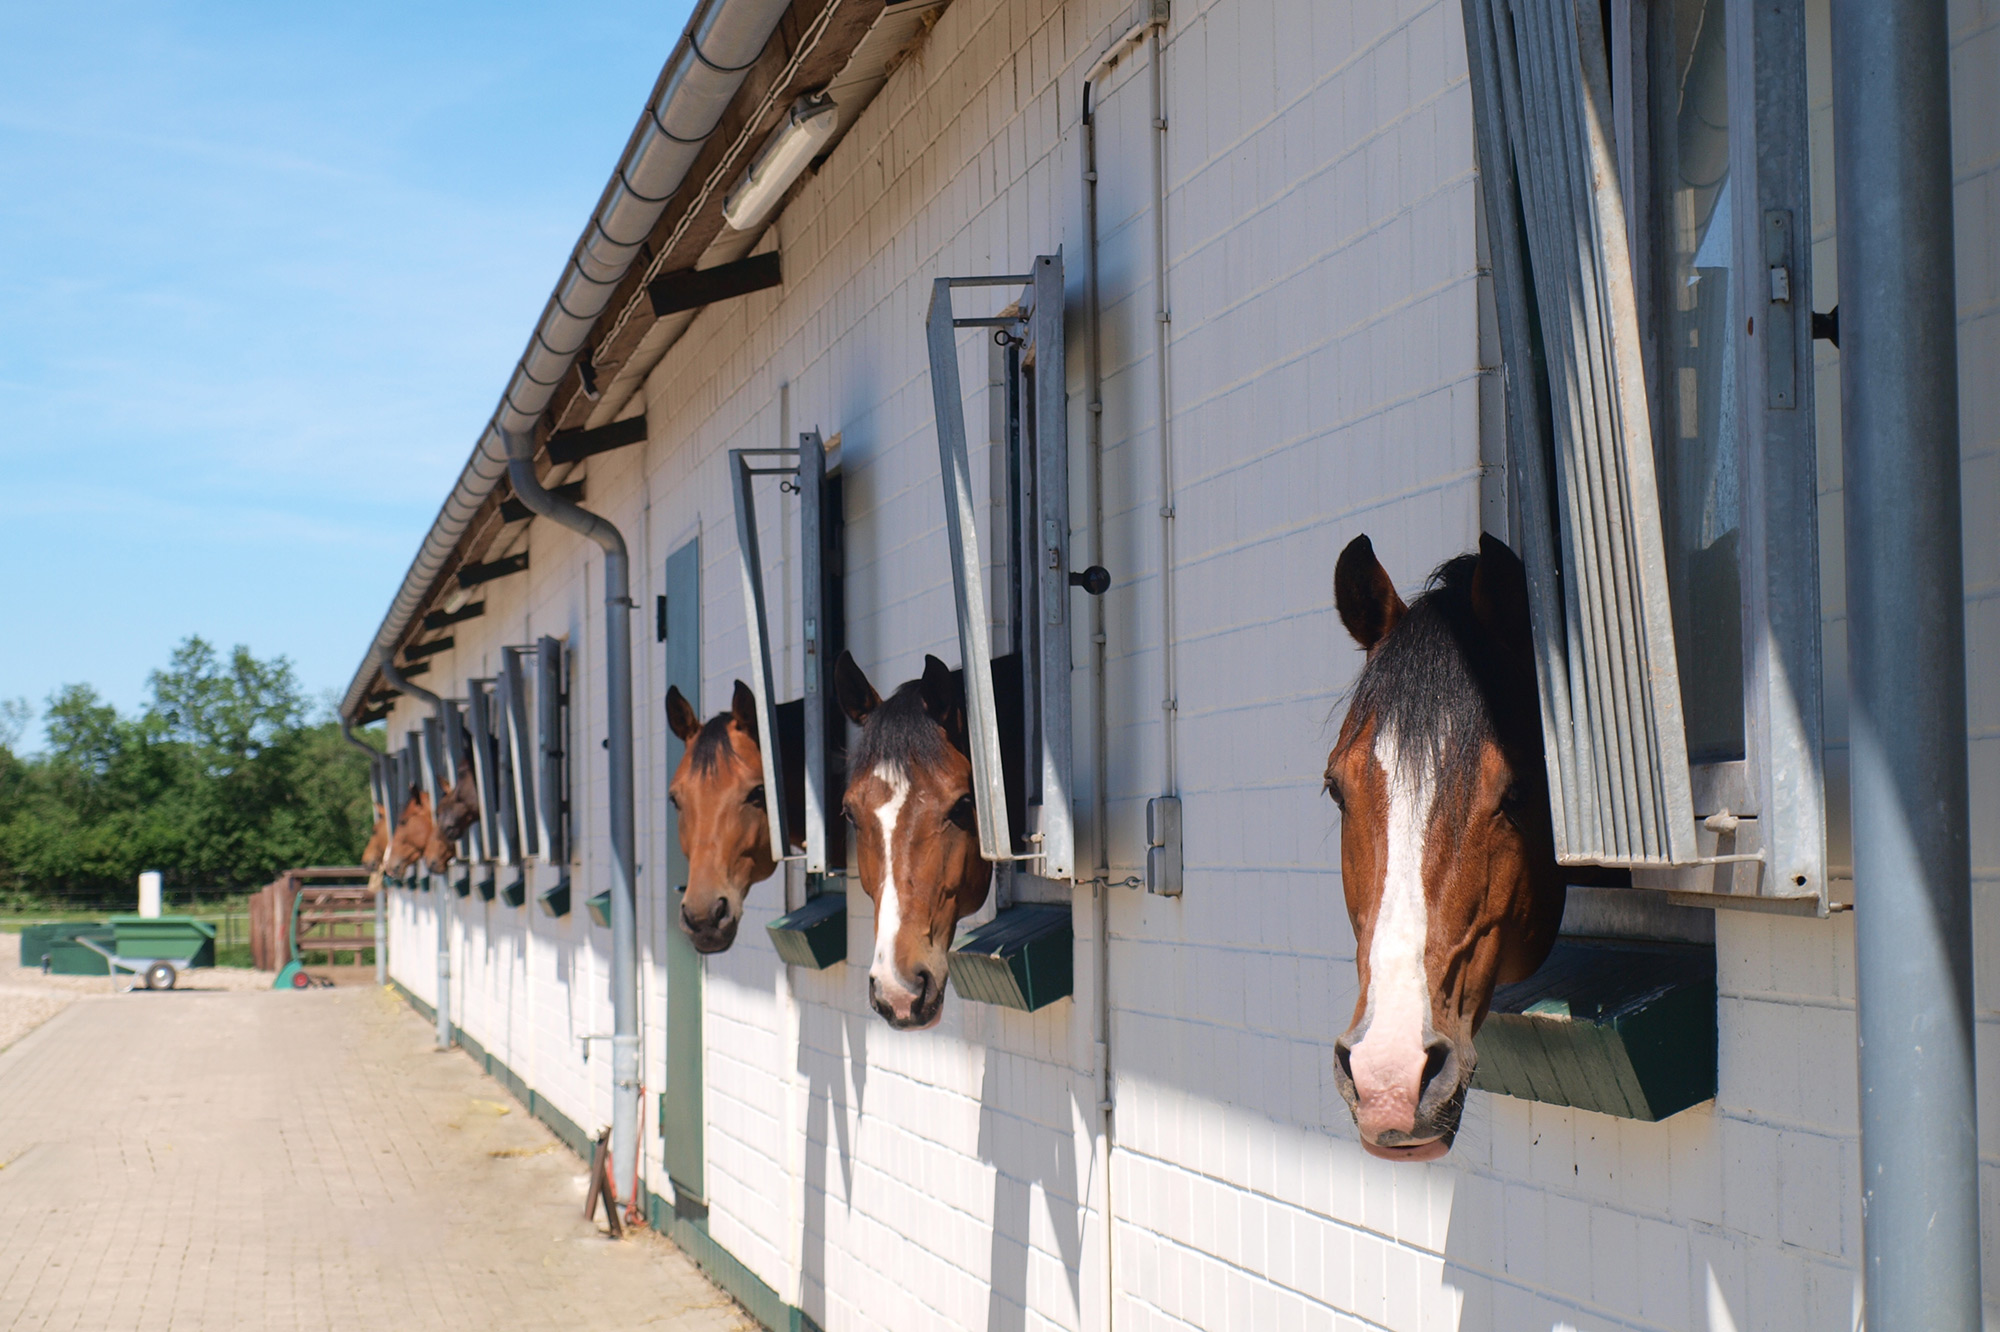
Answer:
767;894;847;970
108;915;216;968
537;879;571;917
1471;940;1717;1121
950;905;1073;1013
476;873;496;902
500;875;527;908
586;890;612;928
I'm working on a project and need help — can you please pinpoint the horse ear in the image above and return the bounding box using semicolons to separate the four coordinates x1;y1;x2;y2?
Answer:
1470;532;1531;652
918;655;958;723
666;686;701;742
731;679;759;743
834;651;880;726
1334;534;1407;649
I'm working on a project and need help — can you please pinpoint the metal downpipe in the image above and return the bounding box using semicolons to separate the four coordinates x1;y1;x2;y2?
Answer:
1830;0;1978;1324
503;428;641;1219
340;718;389;987
380;656;453;1051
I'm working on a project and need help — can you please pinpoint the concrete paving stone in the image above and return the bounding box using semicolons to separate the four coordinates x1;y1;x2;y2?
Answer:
0;981;754;1332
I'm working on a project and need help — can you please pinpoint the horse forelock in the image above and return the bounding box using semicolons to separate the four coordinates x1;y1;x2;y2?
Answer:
848;681;955;784
1344;553;1534;808
688;713;742;777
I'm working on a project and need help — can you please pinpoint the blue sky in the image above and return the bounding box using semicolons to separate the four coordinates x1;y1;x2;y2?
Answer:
0;0;691;741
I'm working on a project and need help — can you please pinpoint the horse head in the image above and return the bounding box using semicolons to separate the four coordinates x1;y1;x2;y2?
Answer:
435;766;481;845
383;786;435;877
361;804;388;872
667;680;785;953
835;651;991;1030
1324;533;1564;1160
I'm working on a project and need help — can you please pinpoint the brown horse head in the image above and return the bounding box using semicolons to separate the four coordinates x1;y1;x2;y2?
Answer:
667;680;784;953
835;652;991;1030
1324;533;1564;1161
383;785;435;877
436;766;480;844
361;804;388;871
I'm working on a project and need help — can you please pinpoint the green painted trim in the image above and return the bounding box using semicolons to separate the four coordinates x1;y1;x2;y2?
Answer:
385;979;809;1330
644;1188;819;1332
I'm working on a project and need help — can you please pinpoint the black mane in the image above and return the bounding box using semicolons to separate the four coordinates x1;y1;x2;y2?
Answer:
689;713;737;776
1348;554;1538;788
848;680;955;781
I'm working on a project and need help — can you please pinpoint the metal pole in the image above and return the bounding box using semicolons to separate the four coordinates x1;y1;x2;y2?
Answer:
1830;1;1977;1324
381;657;452;1051
503;429;640;1220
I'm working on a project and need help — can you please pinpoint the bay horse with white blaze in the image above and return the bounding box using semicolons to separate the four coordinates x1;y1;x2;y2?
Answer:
666;680;805;953
1324;533;1564;1160
834;651;992;1030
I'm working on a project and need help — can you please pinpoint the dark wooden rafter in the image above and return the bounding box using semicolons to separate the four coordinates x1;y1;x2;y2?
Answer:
648;251;784;318
403;636;455;662
540;0;891;438
546;417;648;466
499;480;585;523
457;551;530;588
423;601;487;631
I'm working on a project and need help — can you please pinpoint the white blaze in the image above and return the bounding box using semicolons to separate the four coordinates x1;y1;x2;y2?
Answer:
868;763;913;990
1349;731;1437;1129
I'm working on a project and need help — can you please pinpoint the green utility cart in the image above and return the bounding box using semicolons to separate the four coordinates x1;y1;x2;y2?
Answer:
24;923;117;976
72;916;218;990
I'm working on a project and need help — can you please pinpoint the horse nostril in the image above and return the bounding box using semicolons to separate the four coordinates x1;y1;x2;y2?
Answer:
709;898;730;927
1418;1036;1456;1103
1332;1039;1355;1090
680;905;701;933
911;967;933;1004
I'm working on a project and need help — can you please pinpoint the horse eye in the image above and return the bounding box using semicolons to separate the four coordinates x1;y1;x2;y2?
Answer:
947;794;977;829
1323;776;1346;812
1496;785;1525;827
841;803;857;827
745;785;766;809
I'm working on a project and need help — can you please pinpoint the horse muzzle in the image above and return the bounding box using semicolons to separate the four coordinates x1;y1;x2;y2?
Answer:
679;891;740;953
1332;1031;1470;1162
869;965;944;1030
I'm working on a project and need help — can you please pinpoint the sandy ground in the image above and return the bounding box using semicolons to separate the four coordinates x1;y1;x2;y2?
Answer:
0;953;379;1054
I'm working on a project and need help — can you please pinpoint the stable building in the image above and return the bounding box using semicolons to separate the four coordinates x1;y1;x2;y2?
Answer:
342;0;2000;1325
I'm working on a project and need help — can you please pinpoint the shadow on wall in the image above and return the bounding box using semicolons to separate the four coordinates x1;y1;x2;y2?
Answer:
800;997;868;1325
979;1044;1084;1331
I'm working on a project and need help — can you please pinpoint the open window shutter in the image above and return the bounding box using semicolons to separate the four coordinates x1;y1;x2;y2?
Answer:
731;449;793;865
1461;0;1698;865
1026;255;1075;880
467;683;502;864
420;717;447;808
926;275;1016;863
800;430;831;875
443;700;478;862
499;649;539;860
535;637;568;866
373;755;395;834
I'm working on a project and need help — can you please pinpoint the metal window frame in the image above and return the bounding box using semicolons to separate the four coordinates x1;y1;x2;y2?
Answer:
534;636;570;867
498;647;540;861
799;429;835;877
924;255;1076;879
1464;0;1825;906
467;681;511;866
729;447;801;867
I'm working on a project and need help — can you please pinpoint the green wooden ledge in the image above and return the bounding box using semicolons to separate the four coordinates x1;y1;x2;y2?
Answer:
950;904;1072;1013
1471;939;1717;1121
768;893;847;970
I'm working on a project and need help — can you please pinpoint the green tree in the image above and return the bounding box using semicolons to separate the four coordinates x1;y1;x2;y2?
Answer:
0;638;378;909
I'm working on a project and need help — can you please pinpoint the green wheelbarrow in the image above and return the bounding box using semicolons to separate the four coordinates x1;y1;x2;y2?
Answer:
75;915;217;991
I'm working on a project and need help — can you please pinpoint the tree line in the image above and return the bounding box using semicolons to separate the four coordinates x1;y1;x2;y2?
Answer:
0;638;377;909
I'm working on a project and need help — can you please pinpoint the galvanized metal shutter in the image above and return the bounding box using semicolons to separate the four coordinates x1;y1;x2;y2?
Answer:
466;683;507;865
730;448;796;864
924;255;1075;878
799;430;832;875
1462;0;1698;865
498;649;539;860
535;637;568;866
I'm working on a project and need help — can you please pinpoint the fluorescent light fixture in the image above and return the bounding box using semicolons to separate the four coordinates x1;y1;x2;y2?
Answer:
723;94;838;232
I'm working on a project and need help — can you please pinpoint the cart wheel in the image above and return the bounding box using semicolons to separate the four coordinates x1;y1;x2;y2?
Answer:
291;968;313;989
145;961;177;991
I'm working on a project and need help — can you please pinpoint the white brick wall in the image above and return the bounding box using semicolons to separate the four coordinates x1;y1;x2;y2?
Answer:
380;0;2000;1325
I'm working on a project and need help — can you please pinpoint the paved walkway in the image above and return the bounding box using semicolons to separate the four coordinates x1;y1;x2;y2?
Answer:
0;983;751;1332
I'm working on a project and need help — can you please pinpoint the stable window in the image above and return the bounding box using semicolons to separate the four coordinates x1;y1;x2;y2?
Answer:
925;255;1078;883
1463;0;1825;906
731;431;852;970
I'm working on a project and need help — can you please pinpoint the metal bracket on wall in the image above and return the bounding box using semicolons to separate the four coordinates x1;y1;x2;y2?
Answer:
1146;795;1182;896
